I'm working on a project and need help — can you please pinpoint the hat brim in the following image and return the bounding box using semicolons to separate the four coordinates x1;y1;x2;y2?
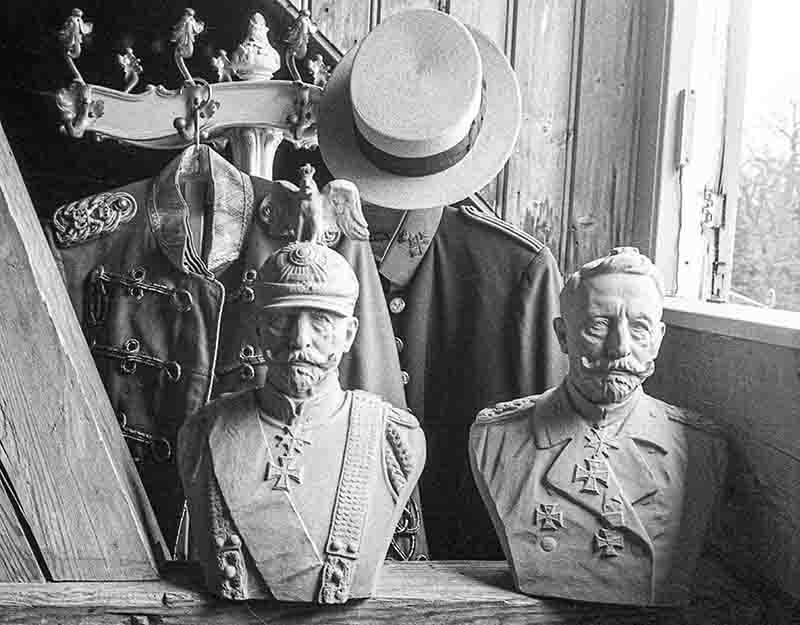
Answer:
318;27;522;210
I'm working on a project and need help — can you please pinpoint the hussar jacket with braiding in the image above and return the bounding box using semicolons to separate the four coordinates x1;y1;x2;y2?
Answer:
43;147;406;549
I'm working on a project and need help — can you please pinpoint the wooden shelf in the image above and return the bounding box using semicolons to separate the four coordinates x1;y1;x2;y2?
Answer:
0;556;768;624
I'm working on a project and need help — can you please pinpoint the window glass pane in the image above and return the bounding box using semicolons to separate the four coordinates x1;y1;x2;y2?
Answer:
733;0;800;311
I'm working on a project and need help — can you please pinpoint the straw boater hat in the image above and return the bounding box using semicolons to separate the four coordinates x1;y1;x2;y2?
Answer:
318;9;522;210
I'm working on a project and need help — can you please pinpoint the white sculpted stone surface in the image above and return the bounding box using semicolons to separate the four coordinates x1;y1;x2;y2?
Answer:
469;247;727;606
179;243;425;603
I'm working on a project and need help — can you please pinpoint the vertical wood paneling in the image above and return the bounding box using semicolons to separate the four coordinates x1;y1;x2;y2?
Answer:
311;0;373;54
448;0;511;211
503;0;577;257
448;1;509;64
289;0;664;269
566;0;643;272
379;0;439;23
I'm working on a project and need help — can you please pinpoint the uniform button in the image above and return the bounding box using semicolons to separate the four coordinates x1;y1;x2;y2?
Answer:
540;536;557;552
229;534;242;547
330;538;344;552
400;371;410;386
347;541;358;553
223;564;237;579
389;297;406;314
394;337;405;353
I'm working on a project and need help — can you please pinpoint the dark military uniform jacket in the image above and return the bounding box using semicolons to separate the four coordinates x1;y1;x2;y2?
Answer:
369;203;568;559
469;382;728;605
177;379;425;602
44;147;406;549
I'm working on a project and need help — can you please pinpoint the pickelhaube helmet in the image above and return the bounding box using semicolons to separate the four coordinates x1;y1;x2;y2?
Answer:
255;242;359;317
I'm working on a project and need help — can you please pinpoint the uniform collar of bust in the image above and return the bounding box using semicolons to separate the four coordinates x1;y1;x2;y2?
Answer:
564;377;643;429
256;375;345;426
533;383;672;453
149;145;254;276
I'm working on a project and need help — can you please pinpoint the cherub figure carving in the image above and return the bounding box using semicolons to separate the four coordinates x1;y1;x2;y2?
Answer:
211;49;234;82
171;8;205;59
59;8;93;60
306;53;331;88
259;164;369;246
171;7;204;82
230;12;281;80
117;47;143;93
284;9;318;81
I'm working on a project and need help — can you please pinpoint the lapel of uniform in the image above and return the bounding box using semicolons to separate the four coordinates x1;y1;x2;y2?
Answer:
535;385;656;553
377;207;443;288
209;393;323;591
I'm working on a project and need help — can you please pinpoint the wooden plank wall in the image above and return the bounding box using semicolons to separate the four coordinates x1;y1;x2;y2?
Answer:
292;0;659;273
646;323;800;600
0;481;43;582
0;123;161;581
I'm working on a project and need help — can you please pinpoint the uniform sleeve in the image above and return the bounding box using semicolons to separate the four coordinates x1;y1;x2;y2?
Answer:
336;238;408;409
513;247;568;395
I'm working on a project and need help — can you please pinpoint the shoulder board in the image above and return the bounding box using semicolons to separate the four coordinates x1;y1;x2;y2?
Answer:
459;205;545;254
385;405;420;429
474;395;538;425
51;191;138;248
659;399;725;437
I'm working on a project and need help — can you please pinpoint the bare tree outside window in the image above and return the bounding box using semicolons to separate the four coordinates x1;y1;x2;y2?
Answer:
731;1;800;312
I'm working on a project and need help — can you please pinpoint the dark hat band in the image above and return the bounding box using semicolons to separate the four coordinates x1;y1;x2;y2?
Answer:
354;80;487;178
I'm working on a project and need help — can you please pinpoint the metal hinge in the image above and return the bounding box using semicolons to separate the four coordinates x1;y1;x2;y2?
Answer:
701;186;729;302
701;186;726;228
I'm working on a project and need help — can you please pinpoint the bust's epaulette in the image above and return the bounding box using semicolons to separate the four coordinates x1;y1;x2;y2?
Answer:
459;204;545;254
383;405;419;499
474;395;538;425
50;190;138;248
385;405;420;429
659;399;725;437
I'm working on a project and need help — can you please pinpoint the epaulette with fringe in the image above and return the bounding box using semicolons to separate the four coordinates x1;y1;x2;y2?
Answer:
459;204;545;254
474;395;538;425
384;407;419;500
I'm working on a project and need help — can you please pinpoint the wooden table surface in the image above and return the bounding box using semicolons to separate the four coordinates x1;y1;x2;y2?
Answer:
0;556;770;624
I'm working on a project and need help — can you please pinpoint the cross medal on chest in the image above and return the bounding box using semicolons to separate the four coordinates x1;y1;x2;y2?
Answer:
573;426;619;495
263;421;312;493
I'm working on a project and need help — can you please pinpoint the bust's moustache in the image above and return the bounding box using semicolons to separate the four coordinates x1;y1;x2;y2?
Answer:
264;349;338;370
580;355;654;377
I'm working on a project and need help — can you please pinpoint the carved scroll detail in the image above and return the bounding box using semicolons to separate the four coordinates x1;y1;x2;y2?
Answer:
56;81;105;139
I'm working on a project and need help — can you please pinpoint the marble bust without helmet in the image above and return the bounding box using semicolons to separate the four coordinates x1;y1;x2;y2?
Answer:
178;242;425;603
469;247;727;606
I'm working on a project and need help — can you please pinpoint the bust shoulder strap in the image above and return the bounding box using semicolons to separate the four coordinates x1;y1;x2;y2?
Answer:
474;395;538;426
656;398;725;437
